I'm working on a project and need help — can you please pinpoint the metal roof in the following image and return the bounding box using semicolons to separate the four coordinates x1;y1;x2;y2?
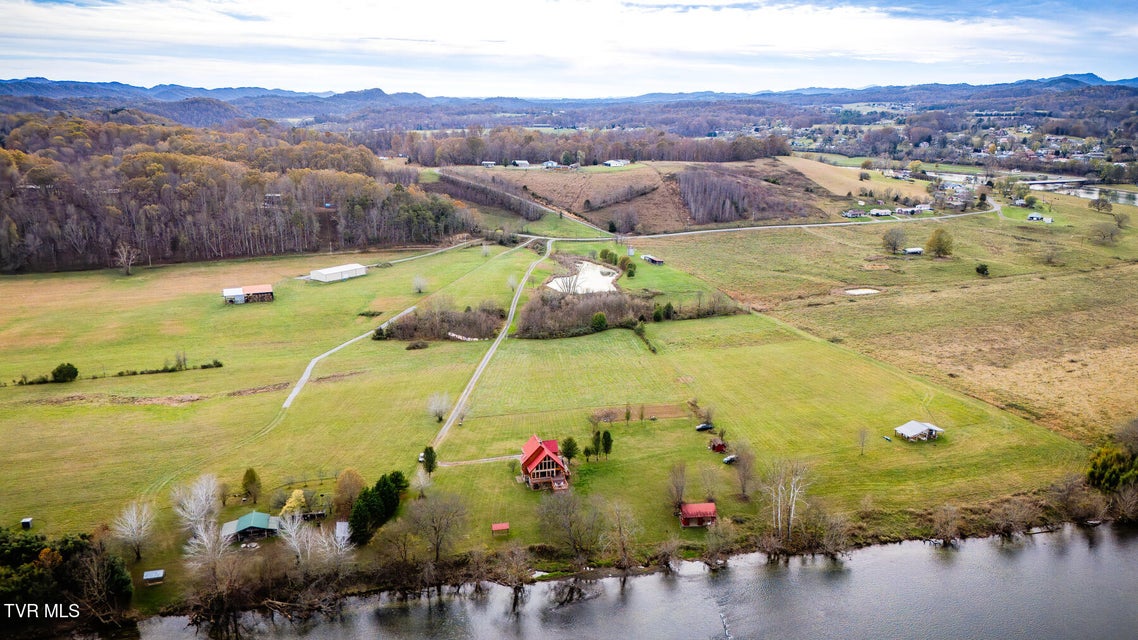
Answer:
895;421;944;438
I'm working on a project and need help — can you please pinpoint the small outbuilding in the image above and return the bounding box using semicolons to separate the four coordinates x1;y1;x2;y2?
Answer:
220;511;281;541
142;569;165;586
894;420;945;442
642;254;664;265
481;161;496;168
334;521;350;543
904;247;924;255
1027;212;1044;221
680;502;718;528
491;522;510;536
20;517;32;530
708;438;727;453
223;284;274;304
310;263;367;283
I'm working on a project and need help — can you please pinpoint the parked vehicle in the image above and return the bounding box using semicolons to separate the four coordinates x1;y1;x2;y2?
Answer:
696;423;714;432
722;454;738;464
418;452;426;463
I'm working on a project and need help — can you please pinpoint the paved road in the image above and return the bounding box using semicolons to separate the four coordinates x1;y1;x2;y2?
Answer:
523;204;1000;243
431;238;552;448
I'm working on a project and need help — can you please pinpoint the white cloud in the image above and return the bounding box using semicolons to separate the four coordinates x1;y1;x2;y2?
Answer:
1;0;1135;95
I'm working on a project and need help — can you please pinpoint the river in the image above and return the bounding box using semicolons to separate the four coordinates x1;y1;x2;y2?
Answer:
136;524;1138;640
1029;184;1138;206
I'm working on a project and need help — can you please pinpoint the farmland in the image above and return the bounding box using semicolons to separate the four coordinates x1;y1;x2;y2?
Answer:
2;173;1130;612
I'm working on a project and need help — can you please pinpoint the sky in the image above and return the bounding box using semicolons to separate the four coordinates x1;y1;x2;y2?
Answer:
2;0;1138;98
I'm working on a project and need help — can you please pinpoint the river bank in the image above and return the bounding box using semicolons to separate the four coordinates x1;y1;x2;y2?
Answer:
129;522;1138;640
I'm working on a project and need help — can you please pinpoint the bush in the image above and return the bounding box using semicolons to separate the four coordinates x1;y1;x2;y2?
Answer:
591;312;608;332
406;341;429;350
976;263;989;277
51;362;78;383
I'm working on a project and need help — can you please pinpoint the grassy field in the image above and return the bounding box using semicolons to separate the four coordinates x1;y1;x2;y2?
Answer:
475;205;609;239
635;191;1138;440
435;314;1084;549
779;155;932;202
3;197;1123;610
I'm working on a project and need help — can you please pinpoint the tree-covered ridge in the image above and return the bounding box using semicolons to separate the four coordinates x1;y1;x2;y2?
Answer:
0;114;464;272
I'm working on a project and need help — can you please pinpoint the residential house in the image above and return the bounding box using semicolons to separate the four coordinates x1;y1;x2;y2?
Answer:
521;434;570;491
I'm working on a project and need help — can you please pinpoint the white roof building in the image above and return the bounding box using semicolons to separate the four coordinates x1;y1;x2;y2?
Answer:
310;263;367;283
895;420;944;441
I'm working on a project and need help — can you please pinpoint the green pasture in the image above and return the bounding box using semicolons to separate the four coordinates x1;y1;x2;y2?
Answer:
476;206;609;239
0;243;542;535
434;314;1084;546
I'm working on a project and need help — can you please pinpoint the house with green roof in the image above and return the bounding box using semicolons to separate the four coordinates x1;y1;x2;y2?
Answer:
220;510;280;541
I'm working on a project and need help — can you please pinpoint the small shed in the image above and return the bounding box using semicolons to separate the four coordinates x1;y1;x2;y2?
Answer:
481;161;496;168
310;263;367;283
222;287;245;304
708;438;727;453
1027;212;1044;221
513;160;530;168
904;247;924;255
334;521;350;542
894;420;945;442
142;569;165;586
20;517;32;530
680;503;718;528
491;522;510;536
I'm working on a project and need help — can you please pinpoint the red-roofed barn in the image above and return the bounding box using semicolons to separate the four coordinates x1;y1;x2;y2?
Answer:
521;434;570;491
679;502;718;527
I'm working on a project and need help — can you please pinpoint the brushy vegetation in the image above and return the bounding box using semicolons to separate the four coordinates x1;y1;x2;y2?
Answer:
678;165;810;223
516;290;651;338
375;298;505;341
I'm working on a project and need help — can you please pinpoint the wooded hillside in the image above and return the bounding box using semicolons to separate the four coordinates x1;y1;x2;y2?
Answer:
0;113;469;272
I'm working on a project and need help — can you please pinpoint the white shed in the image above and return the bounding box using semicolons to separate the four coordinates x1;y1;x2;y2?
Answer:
222;287;245;304
311;263;367;283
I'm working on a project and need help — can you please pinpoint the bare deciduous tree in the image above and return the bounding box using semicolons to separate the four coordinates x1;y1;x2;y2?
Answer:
702;519;733;568
654;537;680;574
173;474;221;532
407;493;468;563
761;460;810;545
111;499;155;561
114;241;140;275
859;427;869;456
507;274;519;291
667;462;687;514
494;543;532;612
412;468;432;499
537;492;606;563
931;504;961;546
602;502;641;572
413;275;428;293
735;444;756;499
427;392;451;422
700;465;719;503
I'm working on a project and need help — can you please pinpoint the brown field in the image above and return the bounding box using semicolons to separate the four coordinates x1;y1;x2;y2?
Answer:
779;155;932;202
464;159;849;233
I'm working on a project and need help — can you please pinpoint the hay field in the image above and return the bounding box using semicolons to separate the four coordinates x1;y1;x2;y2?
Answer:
635;191;1138;440
779;155;932;201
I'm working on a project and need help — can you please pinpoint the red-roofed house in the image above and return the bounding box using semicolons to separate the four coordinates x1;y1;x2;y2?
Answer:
521;434;570;491
679;502;718;527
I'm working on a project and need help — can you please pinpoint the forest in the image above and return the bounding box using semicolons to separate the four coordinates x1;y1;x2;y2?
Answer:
0;112;467;272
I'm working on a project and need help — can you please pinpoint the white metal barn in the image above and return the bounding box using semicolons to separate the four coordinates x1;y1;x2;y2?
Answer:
310;263;367;283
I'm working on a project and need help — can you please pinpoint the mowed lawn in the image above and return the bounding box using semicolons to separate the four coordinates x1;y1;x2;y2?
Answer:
0;243;541;535
436;314;1085;545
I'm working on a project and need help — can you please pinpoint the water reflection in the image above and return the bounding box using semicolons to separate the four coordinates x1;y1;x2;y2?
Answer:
137;524;1138;640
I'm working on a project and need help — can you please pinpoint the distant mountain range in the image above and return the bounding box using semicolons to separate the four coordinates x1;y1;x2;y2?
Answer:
2;73;1137;128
